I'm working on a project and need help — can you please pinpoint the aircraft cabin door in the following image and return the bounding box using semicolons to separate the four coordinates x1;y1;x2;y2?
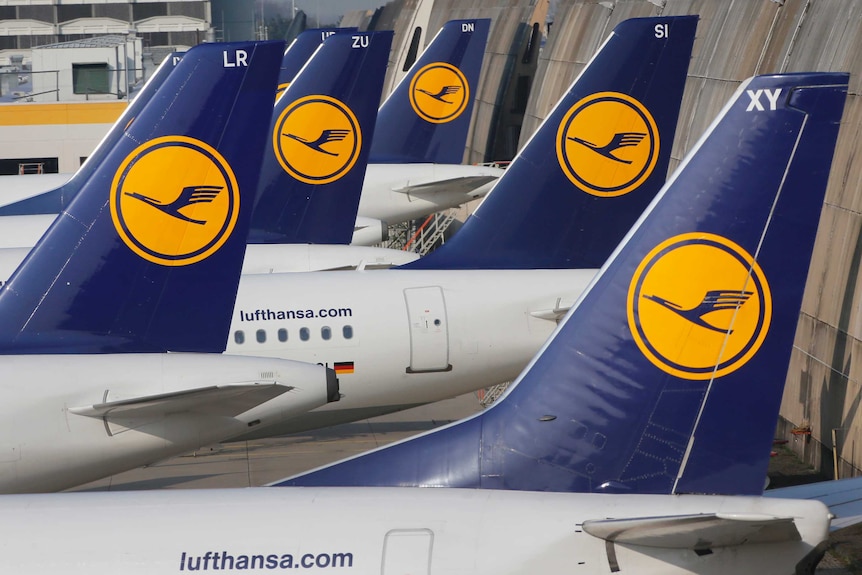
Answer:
382;529;433;575
404;286;451;373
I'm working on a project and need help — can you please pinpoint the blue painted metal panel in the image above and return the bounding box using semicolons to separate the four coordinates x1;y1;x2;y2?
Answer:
249;30;392;245
0;41;284;354
404;16;696;270
370;19;490;165
279;69;848;497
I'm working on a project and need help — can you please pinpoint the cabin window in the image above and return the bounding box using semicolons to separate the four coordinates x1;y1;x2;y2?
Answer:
300;327;310;341
321;326;332;340
256;329;266;343
343;325;354;339
277;328;288;342
234;330;245;344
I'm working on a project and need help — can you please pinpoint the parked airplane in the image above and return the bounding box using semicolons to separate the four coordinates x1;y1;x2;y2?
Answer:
0;17;697;447
0;19;502;244
0;71;853;575
278;71;850;494
0;40;339;494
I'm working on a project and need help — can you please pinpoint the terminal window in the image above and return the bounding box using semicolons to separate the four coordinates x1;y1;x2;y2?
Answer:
0;157;58;176
72;63;110;95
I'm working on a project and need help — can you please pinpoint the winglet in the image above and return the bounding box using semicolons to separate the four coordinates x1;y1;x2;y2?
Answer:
275;72;848;497
0;41;284;353
250;31;393;245
369;19;490;164
0;52;186;216
404;16;696;270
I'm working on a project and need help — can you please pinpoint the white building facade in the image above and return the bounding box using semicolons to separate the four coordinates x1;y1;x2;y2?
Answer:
0;0;211;64
0;1;211;174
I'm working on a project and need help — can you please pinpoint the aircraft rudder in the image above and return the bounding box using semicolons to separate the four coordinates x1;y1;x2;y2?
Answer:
252;30;392;245
407;15;697;270
287;72;849;496
370;18;490;164
469;72;849;496
668;72;849;494
0;40;284;353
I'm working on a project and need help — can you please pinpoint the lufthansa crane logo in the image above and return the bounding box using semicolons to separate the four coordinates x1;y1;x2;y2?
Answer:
627;233;772;380
110;136;239;267
408;62;469;124
272;95;361;185
556;92;659;197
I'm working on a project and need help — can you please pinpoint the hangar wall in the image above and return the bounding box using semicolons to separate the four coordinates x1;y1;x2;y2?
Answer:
518;0;862;478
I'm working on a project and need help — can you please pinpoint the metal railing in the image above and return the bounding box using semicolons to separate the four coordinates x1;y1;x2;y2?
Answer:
402;209;458;255
17;162;44;175
0;68;144;102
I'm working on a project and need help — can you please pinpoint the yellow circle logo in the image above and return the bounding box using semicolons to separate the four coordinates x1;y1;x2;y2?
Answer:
272;95;361;185
627;233;772;380
556;92;659;197
408;62;469;124
110;136;240;267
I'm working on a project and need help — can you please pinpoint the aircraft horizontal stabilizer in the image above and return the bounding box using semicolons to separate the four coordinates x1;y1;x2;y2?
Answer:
529;298;572;322
768;476;862;532
582;513;800;549
392;175;498;197
68;383;292;419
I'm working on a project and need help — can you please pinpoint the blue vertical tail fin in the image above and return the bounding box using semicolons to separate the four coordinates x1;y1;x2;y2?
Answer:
404;16;696;270
249;31;393;245
369;19;490;164
0;52;186;216
277;72;848;497
276;27;358;100
0;41;284;354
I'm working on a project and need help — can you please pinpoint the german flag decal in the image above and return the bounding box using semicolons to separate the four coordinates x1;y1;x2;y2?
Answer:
334;361;355;375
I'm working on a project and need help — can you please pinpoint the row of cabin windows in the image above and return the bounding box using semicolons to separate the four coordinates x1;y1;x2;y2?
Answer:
234;325;354;345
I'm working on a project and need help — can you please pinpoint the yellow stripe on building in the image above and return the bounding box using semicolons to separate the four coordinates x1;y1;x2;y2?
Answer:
0;101;127;126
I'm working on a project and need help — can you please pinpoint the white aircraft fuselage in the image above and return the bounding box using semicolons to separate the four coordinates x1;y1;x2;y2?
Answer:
226;268;593;438
0;353;332;493
0;259;593;441
0;487;830;575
